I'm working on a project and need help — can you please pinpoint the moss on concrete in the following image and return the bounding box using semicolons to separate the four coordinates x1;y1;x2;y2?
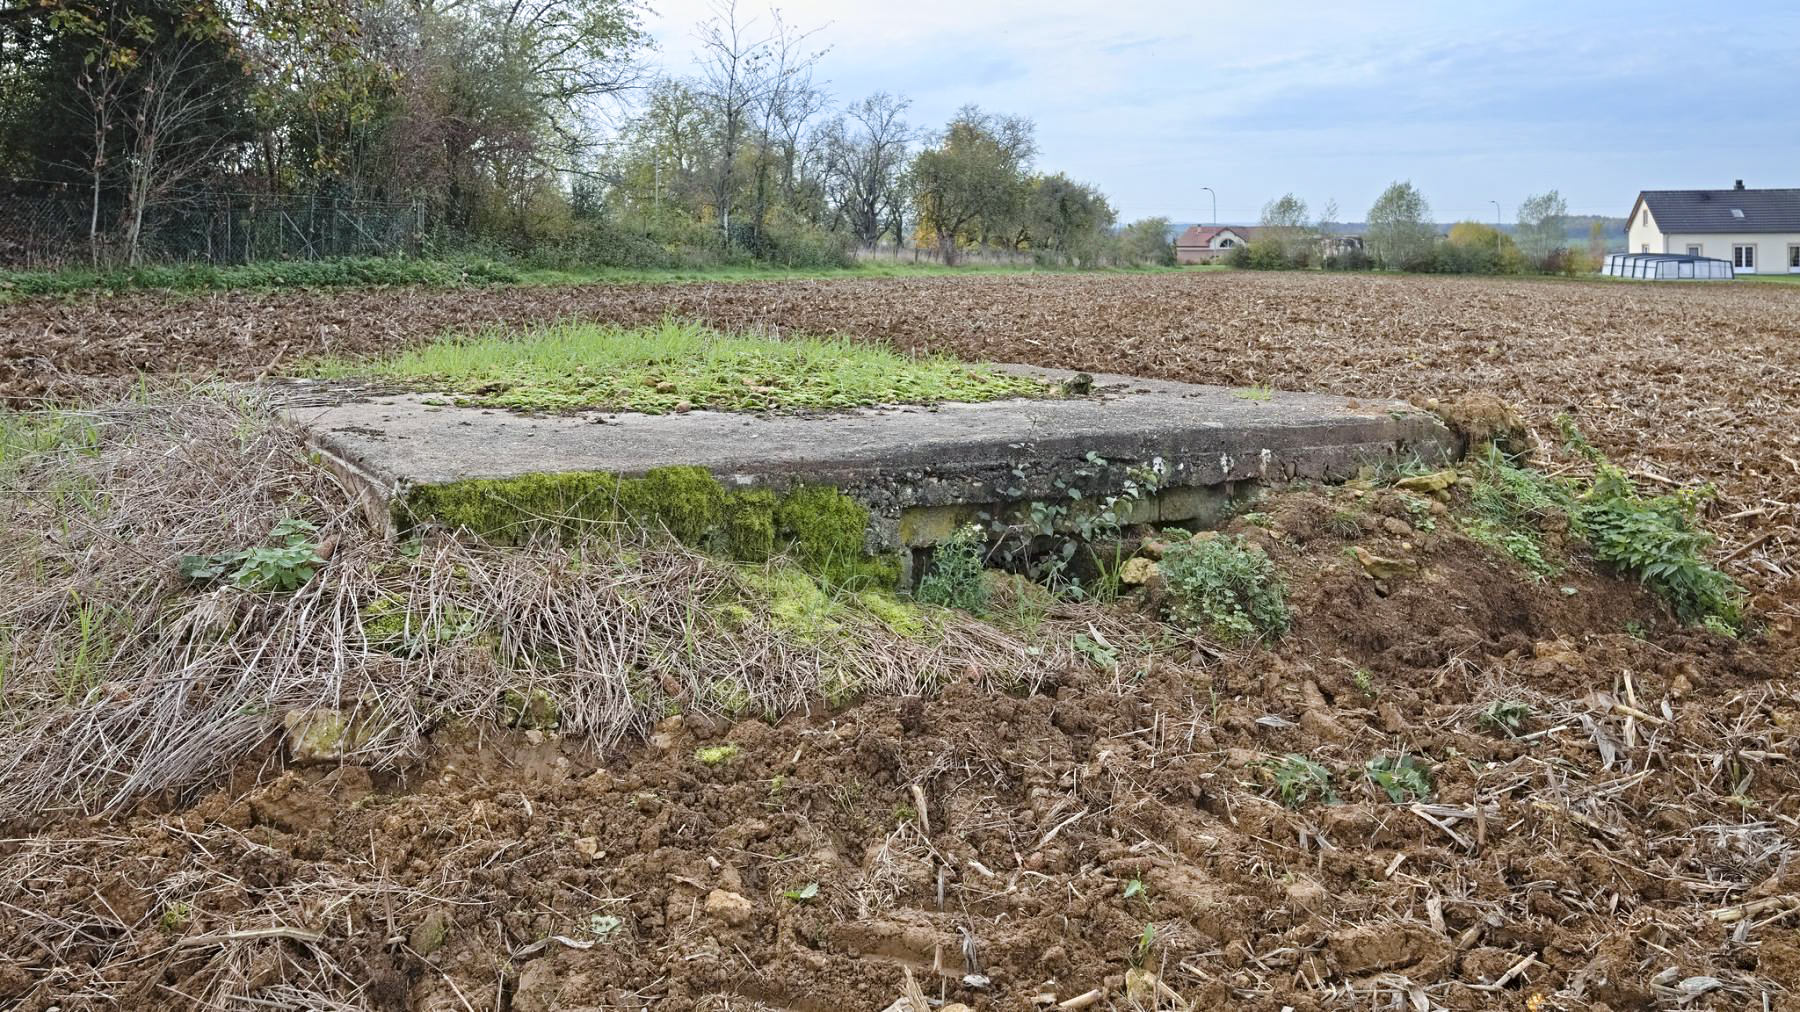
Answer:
396;466;897;586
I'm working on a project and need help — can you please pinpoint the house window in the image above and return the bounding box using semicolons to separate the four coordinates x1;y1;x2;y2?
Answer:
1733;244;1756;269
1219;238;1235;248
1686;244;1702;256
1641;244;1649;252
1640;209;1648;226
1789;244;1800;270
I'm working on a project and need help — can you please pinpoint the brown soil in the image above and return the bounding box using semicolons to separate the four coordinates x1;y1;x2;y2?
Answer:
3;271;1797;619
4;272;1800;1009
4;486;1797;1011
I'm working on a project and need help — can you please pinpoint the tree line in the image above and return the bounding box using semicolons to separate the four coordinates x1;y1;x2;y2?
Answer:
1231;183;1608;275
0;0;1173;269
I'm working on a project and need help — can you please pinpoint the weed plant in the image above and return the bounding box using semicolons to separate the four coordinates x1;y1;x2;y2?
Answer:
1262;754;1335;807
1365;753;1432;802
916;525;989;613
1456;443;1741;628
1158;535;1289;642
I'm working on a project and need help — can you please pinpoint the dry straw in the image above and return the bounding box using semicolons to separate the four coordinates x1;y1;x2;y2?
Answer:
0;387;1103;819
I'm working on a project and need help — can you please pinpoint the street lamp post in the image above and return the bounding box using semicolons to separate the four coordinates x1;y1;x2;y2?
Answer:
1202;187;1216;225
1490;199;1502;256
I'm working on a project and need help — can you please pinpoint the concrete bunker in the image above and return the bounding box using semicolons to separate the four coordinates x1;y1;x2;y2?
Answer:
282;367;1458;587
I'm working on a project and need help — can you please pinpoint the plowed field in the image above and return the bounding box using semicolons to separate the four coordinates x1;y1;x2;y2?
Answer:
4;271;1796;615
3;271;1799;1011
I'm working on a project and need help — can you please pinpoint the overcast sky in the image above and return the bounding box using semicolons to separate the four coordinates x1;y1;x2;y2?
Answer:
641;0;1800;224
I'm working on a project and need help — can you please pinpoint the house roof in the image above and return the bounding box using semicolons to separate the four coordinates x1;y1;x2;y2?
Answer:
1175;225;1252;247
1633;187;1800;234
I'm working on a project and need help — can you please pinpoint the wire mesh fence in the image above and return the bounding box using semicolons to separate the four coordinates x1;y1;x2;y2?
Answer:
0;180;446;269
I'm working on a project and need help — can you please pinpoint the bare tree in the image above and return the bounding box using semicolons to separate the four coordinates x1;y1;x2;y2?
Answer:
745;9;826;241
65;5;140;265
823;92;912;247
694;0;772;240
119;36;237;264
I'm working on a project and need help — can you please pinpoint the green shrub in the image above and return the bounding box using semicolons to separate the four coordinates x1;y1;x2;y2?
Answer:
1227;238;1311;271
1459;442;1741;629
1574;466;1741;628
915;525;988;613
1322;248;1374;270
1158;534;1289;642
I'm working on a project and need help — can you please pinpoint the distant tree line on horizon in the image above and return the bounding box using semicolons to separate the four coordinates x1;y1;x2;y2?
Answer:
0;0;1174;270
1229;183;1610;275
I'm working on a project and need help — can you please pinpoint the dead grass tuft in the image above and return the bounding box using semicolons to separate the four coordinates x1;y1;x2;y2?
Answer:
0;388;1095;817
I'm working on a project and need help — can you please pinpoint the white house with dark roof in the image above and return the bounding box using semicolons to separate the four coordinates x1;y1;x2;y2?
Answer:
1626;181;1800;274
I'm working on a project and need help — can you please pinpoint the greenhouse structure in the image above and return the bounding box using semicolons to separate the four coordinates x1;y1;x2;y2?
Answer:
1601;252;1735;281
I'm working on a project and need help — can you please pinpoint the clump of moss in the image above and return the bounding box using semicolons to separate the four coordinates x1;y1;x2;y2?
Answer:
745;565;843;642
500;687;560;730
703;678;754;716
694;744;741;766
360;595;478;656
775;484;889;586
397;466;897;587
721;488;779;560
855;589;929;638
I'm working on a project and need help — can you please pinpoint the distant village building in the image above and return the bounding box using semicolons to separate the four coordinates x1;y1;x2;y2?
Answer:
1174;225;1252;264
1318;234;1365;259
1626;181;1800;275
1175;225;1364;265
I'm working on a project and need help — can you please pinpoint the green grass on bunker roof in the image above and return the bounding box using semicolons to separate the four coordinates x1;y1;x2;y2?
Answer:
304;318;1051;415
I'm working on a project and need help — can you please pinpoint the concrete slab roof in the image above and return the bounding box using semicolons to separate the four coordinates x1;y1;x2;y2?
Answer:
278;366;1457;546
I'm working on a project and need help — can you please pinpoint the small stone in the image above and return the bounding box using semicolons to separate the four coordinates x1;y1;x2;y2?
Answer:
409;908;453;956
499;688;559;730
1381;517;1413;537
1286;876;1328;911
573;836;602;861
1395;470;1457;494
1140;538;1170;560
282;708;372;764
1119;557;1160;585
704;888;753;927
524;729;545;746
1125;967;1161;1002
1350;546;1418;581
